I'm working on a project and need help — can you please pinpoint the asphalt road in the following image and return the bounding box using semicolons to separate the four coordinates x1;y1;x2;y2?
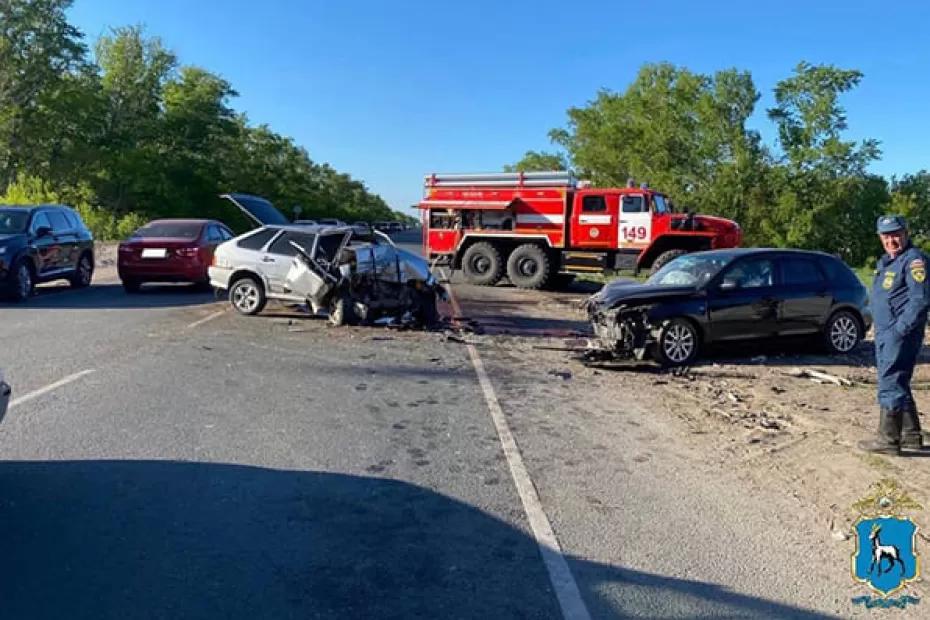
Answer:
0;232;860;619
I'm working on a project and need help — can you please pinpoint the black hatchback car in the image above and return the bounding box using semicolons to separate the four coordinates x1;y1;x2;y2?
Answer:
587;248;872;366
0;205;95;301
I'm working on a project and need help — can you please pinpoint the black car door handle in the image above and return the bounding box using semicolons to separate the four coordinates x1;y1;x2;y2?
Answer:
261;256;276;263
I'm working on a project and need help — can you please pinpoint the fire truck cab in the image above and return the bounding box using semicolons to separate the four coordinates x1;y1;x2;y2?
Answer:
419;171;741;289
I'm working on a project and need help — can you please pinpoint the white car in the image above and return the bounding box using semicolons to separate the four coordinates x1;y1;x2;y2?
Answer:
0;369;11;423
209;194;444;322
317;218;347;228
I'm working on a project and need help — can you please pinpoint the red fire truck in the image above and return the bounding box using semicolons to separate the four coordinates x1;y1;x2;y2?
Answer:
418;171;742;289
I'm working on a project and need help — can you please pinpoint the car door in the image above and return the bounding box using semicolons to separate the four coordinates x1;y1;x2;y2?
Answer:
47;209;77;272
28;211;57;277
262;230;318;294
617;193;651;249
775;255;833;336
707;256;778;341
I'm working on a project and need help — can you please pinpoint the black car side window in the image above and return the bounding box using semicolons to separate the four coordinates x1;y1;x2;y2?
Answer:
780;258;825;286
722;258;774;289
48;210;71;232
30;212;51;235
237;228;277;251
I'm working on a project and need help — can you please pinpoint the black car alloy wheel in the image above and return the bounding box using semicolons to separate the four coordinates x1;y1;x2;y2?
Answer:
656;318;700;366
825;311;861;354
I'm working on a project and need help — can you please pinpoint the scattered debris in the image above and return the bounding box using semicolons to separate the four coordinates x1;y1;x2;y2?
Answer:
548;370;572;381
783;367;854;387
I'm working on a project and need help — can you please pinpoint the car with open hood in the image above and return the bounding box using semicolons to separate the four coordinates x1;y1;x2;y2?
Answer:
586;248;871;366
209;194;446;326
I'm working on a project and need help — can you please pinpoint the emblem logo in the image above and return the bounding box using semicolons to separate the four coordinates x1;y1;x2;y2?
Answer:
910;259;926;283
883;271;895;290
850;479;922;609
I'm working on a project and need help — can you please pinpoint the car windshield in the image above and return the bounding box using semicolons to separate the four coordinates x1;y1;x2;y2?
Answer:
0;208;30;234
132;222;203;239
646;253;733;287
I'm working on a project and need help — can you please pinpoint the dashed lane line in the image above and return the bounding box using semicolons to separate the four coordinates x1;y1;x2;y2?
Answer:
448;289;592;620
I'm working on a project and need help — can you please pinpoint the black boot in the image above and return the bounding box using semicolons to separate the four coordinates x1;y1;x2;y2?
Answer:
858;407;902;455
900;402;926;451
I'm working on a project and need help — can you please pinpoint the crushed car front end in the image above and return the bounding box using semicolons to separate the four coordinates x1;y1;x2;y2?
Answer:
586;280;702;361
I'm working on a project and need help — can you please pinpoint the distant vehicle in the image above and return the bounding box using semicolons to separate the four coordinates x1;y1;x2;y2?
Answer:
294;219;319;227
418;171;741;289
318;218;347;228
118;219;234;293
352;221;372;236
209;194;445;325
586;248;871;366
0;205;95;301
0;368;10;423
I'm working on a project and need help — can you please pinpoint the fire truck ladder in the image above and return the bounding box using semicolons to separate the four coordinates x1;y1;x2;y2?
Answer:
424;171;577;188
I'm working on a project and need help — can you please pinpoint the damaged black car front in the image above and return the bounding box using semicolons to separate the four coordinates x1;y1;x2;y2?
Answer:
586;252;732;366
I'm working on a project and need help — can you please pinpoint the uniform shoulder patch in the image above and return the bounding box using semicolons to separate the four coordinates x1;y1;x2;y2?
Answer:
910;258;926;283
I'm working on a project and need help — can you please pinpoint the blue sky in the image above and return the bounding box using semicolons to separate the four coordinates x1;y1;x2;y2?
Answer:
69;0;930;212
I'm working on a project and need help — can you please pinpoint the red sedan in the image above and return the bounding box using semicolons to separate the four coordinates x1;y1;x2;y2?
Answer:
118;219;235;293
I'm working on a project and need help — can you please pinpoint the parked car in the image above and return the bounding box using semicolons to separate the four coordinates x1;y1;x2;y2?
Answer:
318;218;347;228
0;368;10;423
118;219;234;293
351;221;372;236
0;205;95;301
209;194;445;326
586;248;872;366
294;219;319;227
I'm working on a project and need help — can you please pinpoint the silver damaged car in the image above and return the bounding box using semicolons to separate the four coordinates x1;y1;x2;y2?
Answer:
209;194;446;327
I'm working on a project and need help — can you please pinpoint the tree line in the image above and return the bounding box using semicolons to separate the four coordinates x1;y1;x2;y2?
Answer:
0;0;399;239
507;62;929;267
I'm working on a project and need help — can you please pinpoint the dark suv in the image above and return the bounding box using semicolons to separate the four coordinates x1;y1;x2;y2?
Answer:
0;205;95;301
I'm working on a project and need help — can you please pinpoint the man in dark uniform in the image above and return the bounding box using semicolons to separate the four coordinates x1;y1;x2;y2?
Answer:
860;215;930;454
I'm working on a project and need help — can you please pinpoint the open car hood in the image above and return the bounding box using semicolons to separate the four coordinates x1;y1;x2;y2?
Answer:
220;193;291;227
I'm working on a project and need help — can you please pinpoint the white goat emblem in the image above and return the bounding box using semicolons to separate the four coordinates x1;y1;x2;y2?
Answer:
869;524;906;576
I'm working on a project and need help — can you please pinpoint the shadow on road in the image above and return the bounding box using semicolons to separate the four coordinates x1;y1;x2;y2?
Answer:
0;459;839;619
7;283;217;310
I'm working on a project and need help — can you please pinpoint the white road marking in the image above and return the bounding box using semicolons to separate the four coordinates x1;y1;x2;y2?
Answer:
9;369;96;409
448;291;592;620
186;309;226;329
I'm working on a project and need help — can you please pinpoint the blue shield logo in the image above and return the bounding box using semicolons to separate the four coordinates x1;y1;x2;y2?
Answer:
852;517;920;596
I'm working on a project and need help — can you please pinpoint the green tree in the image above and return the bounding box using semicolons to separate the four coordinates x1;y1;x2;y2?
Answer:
549;63;764;220
504;150;569;172
764;62;883;263
0;0;88;186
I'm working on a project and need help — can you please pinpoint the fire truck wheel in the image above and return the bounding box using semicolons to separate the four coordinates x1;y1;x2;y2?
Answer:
506;243;551;289
462;242;504;285
649;249;689;275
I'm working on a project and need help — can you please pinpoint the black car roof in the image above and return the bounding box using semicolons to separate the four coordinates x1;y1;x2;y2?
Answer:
697;247;839;261
0;204;74;212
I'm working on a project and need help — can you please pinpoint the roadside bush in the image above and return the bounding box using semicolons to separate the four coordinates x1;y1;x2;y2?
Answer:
0;175;147;240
